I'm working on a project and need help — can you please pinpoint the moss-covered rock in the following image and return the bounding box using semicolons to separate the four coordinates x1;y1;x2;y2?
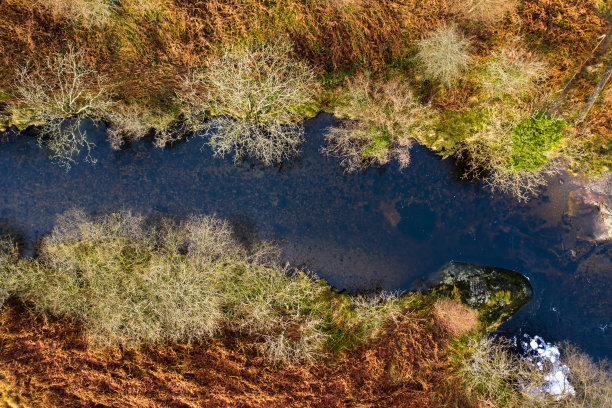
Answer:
433;262;533;330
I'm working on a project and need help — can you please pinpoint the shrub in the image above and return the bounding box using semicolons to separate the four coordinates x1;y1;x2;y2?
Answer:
13;47;113;167
432;298;478;336
480;44;546;101
452;0;516;24
0;238;18;305
432;108;488;155
561;343;612;407
105;103;178;149
324;73;433;171
417;25;472;87
456;43;557;201
39;0;113;27
460;337;526;406
459;108;560;201
178;40;318;165
0;210;406;364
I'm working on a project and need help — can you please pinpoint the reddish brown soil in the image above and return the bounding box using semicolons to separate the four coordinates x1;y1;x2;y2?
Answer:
0;300;473;408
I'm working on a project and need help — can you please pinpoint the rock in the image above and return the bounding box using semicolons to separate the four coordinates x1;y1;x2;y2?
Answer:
379;200;401;227
567;188;612;242
431;262;533;329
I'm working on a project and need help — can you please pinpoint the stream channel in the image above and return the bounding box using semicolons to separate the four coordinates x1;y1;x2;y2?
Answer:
0;113;611;359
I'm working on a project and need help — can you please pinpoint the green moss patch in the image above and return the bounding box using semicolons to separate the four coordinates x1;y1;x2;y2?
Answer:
363;126;393;158
431;109;487;155
508;112;566;173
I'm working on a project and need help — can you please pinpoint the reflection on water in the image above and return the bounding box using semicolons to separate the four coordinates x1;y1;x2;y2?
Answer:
0;113;610;358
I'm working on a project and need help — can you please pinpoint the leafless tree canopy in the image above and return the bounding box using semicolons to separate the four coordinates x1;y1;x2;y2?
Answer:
178;40;318;165
14;47;113;167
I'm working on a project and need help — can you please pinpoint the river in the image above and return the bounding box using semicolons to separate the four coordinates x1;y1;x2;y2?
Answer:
0;113;610;358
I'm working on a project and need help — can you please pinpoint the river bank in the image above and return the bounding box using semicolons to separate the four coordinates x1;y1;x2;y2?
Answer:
1;0;610;195
0;207;535;407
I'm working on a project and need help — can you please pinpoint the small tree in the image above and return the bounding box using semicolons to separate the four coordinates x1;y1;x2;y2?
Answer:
324;73;433;171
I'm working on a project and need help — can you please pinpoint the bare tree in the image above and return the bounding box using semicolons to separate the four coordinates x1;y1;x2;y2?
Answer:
178;40;318;165
14;46;113;167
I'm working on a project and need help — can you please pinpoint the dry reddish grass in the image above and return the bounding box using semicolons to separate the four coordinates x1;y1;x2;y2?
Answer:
513;0;609;93
0;300;473;408
433;298;479;337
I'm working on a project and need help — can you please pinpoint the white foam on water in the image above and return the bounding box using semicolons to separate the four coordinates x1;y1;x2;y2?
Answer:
521;334;575;399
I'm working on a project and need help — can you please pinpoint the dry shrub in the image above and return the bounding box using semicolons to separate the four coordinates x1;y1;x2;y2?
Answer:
458;43;559;201
348;292;405;339
324;123;399;171
560;343;612;408
461;337;525;406
324;73;434;171
11;211;227;346
433;298;478;336
13;46;113;167
0;210;319;361
104;105;153;149
0;239;18;306
460;109;559;201
105;103;177;149
38;0;112;27
417;25;472;87
452;0;516;24
480;42;546;101
178;40;318;165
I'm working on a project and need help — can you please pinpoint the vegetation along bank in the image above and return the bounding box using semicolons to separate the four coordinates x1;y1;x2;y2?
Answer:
0;0;611;199
0;0;612;407
0;210;610;407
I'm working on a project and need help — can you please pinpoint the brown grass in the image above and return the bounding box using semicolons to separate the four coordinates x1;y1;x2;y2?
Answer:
0;375;30;408
433;298;479;337
0;0;607;122
452;0;516;24
0;300;474;408
38;0;113;27
514;0;609;91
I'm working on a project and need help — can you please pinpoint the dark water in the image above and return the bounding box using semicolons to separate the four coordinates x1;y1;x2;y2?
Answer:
0;113;611;359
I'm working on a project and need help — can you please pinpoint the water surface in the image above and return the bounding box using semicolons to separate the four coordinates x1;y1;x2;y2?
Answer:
0;114;610;358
